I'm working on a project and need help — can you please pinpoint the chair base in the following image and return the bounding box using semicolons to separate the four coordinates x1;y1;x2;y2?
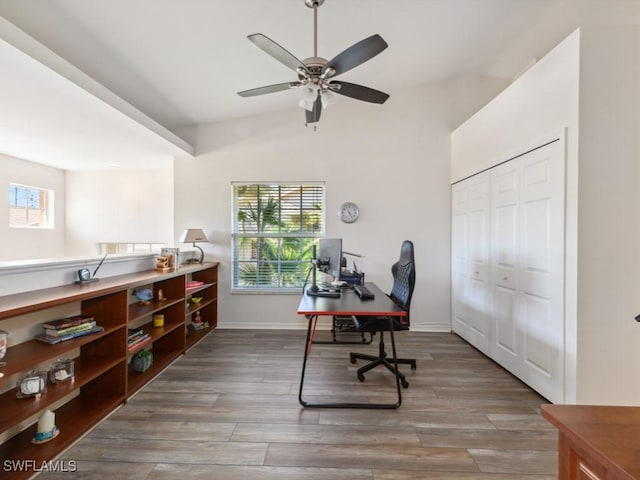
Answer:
349;331;416;388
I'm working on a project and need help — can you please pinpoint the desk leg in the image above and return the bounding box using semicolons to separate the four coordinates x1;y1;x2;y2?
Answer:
298;314;316;407
298;314;402;409
388;317;403;407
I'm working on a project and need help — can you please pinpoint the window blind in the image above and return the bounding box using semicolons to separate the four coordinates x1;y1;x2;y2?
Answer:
231;182;325;291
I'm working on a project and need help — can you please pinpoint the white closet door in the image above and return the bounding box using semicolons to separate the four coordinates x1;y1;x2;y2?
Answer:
467;174;491;355
451;172;490;354
451;182;470;340
490;161;521;375
453;139;565;403
518;140;565;402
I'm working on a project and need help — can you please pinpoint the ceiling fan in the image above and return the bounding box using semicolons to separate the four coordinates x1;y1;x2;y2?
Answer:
237;0;390;125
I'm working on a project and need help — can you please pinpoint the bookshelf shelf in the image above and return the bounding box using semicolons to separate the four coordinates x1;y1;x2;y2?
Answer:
0;262;218;479
0;356;124;431
0;324;124;379
128;297;184;324
186;282;214;296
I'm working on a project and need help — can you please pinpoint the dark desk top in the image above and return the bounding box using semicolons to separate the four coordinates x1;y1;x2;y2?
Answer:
297;282;406;317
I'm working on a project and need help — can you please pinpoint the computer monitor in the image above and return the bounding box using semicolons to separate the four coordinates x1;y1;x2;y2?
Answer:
318;238;342;281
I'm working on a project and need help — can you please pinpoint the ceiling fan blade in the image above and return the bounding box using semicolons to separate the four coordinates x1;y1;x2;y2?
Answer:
305;96;322;124
331;81;390;104
321;34;388;77
238;82;298;97
248;33;308;73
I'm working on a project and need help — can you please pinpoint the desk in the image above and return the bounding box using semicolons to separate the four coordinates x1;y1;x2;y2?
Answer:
297;282;407;409
542;404;640;479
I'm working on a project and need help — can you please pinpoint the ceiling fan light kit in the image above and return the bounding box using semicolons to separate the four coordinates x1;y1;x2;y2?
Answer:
237;0;390;127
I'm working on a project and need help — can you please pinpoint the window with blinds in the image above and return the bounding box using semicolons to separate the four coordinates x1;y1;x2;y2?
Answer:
232;182;325;291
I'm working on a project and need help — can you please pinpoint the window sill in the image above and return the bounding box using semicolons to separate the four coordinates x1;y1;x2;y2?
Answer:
231;288;303;295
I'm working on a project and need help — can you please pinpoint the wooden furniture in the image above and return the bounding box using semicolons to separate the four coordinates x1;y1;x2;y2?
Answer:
0;262;218;479
297;282;407;409
542;404;640;480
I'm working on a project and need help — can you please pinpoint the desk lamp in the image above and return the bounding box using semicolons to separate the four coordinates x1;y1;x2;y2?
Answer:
178;228;208;263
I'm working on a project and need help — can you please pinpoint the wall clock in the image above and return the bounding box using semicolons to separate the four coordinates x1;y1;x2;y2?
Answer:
339;201;360;223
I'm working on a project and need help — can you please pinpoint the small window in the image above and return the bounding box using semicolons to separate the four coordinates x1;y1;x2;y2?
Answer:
8;183;54;228
232;182;325;292
99;243;166;255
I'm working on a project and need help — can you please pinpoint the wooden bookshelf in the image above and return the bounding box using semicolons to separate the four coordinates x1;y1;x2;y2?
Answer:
0;262;218;479
185;266;218;350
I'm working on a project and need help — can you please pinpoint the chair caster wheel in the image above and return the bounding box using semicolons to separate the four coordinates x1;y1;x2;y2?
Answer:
350;357;357;364
411;363;417;370
358;374;365;382
401;380;409;388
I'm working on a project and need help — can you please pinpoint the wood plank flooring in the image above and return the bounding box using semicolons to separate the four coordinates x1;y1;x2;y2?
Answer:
37;329;558;479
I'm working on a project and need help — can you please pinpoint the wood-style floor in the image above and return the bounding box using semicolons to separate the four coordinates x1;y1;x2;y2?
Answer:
38;329;558;479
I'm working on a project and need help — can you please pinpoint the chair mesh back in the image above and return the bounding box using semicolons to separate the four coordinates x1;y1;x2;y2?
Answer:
389;240;415;314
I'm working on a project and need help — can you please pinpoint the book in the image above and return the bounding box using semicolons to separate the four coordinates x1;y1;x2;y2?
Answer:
128;335;152;352
36;326;104;345
45;320;96;337
41;315;94;330
128;328;144;338
128;331;149;343
186;280;204;289
128;330;148;344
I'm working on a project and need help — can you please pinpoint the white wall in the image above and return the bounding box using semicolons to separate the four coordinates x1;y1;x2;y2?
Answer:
450;30;580;182
65;169;175;256
174;76;508;332
451;26;640;405
0;153;65;260
452;30;581;402
575;26;640;404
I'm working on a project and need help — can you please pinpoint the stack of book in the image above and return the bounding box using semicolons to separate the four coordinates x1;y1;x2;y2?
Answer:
128;329;151;352
36;315;104;344
186;280;204;290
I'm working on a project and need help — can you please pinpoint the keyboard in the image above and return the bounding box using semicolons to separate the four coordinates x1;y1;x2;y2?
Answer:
353;284;375;300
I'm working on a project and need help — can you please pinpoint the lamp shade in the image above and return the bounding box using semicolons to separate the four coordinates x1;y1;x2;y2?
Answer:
178;229;208;263
178;229;208;243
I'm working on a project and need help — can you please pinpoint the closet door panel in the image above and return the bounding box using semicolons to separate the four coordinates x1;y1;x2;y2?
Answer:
467;173;490;354
452;273;469;337
519;140;565;403
494;285;519;373
522;292;553;375
494;204;519;291
490;161;520;372
451;184;470;338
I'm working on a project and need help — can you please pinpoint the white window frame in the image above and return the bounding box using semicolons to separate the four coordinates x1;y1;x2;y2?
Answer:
231;181;325;293
98;243;166;255
8;183;54;229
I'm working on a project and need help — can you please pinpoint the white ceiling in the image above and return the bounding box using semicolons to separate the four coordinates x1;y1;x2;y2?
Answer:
0;0;637;170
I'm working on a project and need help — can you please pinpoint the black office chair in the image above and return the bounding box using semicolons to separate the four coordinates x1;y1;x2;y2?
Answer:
350;240;417;388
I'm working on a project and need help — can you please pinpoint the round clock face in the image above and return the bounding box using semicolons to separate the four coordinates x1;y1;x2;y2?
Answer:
339;202;360;223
